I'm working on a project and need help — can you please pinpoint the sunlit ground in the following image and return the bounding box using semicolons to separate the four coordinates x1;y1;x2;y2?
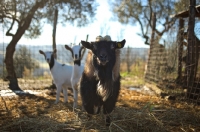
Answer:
0;72;200;132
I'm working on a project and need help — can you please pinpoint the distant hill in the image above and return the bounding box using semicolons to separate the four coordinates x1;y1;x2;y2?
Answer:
0;44;74;64
0;43;149;63
120;47;149;61
0;43;149;77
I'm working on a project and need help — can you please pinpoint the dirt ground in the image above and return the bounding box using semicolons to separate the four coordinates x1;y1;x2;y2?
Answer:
0;80;200;132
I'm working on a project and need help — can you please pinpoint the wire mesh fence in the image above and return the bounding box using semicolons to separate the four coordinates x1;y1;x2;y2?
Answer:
0;41;86;90
186;20;200;104
1;18;200;105
144;17;200;104
0;41;149;88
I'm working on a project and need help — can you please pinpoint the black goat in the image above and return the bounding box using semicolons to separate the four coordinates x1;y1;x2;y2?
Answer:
79;39;126;126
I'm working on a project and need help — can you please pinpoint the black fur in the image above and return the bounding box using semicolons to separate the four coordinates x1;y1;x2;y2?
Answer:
79;39;126;126
49;54;55;70
74;59;81;66
80;73;120;113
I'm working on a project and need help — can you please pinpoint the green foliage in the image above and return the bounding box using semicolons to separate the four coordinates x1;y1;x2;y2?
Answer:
174;0;200;13
121;58;146;76
1;0;98;39
45;0;98;27
120;71;145;87
13;45;39;78
120;60;146;87
174;0;189;13
110;0;189;45
120;72;129;78
143;102;155;113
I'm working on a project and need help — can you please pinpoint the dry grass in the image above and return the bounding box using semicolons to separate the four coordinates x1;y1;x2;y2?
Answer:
0;84;200;132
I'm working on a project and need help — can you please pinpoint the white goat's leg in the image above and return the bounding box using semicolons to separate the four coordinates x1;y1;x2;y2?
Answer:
55;84;62;104
62;85;68;103
72;83;78;109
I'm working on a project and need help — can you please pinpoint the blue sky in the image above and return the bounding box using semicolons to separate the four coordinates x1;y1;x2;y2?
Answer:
1;0;149;48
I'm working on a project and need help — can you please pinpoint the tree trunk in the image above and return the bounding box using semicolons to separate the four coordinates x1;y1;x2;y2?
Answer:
4;0;49;90
186;0;196;88
51;8;58;89
5;40;19;89
177;18;184;82
145;12;156;80
53;8;58;59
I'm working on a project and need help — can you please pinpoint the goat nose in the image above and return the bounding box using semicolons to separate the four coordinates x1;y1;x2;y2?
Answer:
100;54;107;61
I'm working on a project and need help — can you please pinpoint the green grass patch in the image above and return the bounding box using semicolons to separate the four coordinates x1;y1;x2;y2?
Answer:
120;71;145;88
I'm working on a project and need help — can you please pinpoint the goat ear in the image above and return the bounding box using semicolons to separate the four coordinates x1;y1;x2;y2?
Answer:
81;41;92;49
65;45;71;51
116;39;126;49
39;50;44;55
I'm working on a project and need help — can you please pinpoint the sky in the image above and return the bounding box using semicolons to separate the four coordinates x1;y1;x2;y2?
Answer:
0;0;149;48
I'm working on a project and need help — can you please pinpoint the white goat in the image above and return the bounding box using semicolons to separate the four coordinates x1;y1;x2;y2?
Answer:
39;49;72;104
65;43;85;108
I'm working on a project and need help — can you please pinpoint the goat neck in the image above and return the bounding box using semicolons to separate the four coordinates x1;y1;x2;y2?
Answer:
50;59;61;70
48;54;55;70
72;64;83;77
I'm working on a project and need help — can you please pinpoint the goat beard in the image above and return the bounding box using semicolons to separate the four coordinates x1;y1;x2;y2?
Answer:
97;57;108;66
93;55;115;101
93;55;114;80
97;80;113;101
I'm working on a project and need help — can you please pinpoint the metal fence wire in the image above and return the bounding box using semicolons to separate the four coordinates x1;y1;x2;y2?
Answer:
144;17;200;104
1;21;200;105
0;44;149;90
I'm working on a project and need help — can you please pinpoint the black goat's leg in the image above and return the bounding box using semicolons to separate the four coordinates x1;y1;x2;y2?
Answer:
105;114;111;126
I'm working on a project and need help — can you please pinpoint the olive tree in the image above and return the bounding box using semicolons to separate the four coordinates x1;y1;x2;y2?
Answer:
14;45;39;78
0;0;97;89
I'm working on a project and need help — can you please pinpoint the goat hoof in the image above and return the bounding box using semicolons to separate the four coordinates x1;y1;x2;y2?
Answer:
105;116;111;126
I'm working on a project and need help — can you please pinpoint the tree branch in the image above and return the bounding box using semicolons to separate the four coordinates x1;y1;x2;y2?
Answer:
154;18;176;36
6;19;15;36
5;0;17;37
1;14;20;24
148;0;153;27
136;16;150;45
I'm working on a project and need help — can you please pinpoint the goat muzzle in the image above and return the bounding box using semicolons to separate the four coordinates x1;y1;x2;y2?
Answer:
46;59;50;63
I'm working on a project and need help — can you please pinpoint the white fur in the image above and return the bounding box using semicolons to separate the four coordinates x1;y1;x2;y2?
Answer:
39;50;72;104
71;64;84;108
65;44;84;109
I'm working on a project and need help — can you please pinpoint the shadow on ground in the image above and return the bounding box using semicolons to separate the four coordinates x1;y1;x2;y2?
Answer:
0;87;200;132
